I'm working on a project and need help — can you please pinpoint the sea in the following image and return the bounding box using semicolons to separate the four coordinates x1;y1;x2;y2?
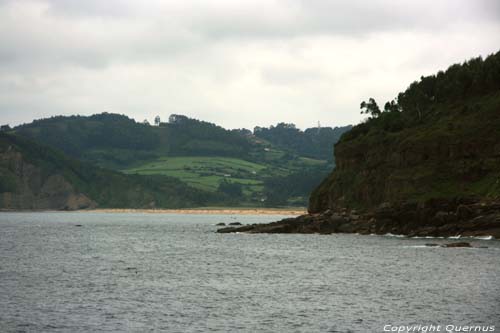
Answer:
0;212;499;332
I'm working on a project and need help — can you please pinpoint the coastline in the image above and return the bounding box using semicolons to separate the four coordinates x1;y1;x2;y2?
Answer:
79;207;306;215
217;199;500;238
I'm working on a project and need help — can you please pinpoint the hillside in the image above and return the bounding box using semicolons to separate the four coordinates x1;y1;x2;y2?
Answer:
0;133;216;210
309;50;500;213
253;123;352;161
12;114;348;206
14;113;253;169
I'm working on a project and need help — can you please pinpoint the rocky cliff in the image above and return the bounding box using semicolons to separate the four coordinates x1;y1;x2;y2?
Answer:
218;198;500;238
309;54;500;213
309;101;500;213
0;146;96;210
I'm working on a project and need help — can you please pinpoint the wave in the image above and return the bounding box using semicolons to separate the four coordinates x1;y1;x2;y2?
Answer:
386;233;407;237
367;233;405;237
369;234;496;240
472;235;494;240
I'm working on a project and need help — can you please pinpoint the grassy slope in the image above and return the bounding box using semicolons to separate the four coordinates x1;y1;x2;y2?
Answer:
124;157;265;191
123;155;327;202
0;133;218;209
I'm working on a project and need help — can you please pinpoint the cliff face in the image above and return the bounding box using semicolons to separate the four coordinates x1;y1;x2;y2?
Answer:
0;149;96;210
309;94;500;214
309;51;500;213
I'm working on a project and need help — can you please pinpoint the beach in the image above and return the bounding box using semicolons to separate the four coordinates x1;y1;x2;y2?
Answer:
81;208;307;215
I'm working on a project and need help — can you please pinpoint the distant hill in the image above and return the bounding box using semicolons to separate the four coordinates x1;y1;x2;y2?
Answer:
0;133;216;210
11;113;350;207
254;123;352;161
14;113;252;169
310;50;500;212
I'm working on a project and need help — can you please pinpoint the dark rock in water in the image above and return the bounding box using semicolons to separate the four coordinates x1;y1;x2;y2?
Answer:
426;242;484;248
229;222;242;226
75;224;82;227
441;242;472;248
215;223;226;226
218;225;254;233
217;215;348;234
217;199;500;238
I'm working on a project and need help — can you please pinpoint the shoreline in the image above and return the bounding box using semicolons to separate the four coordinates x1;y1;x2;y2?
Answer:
218;199;500;238
80;208;307;215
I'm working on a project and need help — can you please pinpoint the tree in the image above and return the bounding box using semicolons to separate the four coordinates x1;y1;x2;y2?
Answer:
383;100;401;113
360;98;381;117
217;180;243;197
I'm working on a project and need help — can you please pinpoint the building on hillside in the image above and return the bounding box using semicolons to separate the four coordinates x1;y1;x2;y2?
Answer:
169;114;189;124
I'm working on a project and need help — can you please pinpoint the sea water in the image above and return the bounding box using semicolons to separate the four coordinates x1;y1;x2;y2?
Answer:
0;212;499;332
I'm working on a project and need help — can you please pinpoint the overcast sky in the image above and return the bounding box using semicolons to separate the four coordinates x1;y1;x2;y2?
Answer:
1;0;499;130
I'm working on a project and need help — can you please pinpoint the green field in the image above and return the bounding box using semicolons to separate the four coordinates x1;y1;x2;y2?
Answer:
123;157;268;192
123;156;327;202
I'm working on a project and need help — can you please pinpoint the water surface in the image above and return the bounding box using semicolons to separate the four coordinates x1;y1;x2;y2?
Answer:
1;212;499;332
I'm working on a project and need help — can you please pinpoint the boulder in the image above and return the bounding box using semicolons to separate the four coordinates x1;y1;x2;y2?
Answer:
456;204;474;220
441;242;472;248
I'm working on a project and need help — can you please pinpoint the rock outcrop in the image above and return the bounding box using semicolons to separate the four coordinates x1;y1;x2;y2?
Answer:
218;198;500;239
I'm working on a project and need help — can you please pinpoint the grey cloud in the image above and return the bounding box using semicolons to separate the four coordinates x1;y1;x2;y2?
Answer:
0;0;499;130
0;0;137;17
0;2;202;71
188;0;500;39
1;0;497;72
260;65;326;86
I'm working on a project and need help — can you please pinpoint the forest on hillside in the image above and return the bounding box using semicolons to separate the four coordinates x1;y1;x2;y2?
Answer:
4;114;351;207
343;50;500;142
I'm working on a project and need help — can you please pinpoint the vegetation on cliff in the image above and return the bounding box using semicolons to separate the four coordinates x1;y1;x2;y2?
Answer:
0;133;218;209
253;123;352;161
310;51;500;212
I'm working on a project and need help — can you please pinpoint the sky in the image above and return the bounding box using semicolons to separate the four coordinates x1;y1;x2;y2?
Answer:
0;0;499;130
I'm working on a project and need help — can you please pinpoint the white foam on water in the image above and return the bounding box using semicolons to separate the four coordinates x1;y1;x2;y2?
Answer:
383;233;406;238
472;235;494;240
448;235;462;239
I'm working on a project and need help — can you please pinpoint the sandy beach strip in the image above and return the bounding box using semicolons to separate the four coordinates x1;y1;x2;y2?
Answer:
81;208;306;215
